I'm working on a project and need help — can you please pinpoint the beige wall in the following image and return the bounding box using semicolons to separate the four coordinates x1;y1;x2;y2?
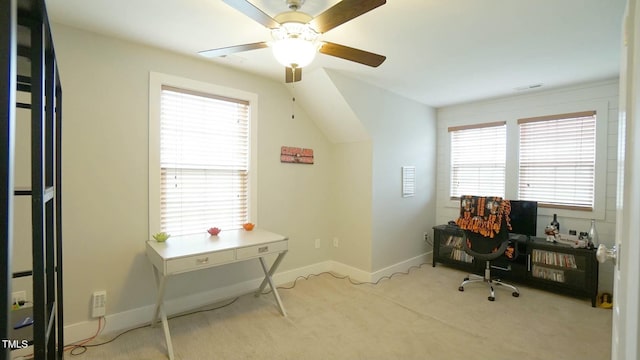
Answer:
326;71;438;272
11;103;33;302
329;141;373;271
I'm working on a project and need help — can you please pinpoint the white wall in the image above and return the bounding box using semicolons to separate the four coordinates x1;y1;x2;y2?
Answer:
326;71;438;272
329;141;373;271
435;79;619;291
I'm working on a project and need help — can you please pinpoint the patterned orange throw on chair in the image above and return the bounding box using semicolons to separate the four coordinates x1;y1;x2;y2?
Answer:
455;196;511;238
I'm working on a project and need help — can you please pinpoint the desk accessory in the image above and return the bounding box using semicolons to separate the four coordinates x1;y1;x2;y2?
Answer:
153;232;171;242
243;223;255;231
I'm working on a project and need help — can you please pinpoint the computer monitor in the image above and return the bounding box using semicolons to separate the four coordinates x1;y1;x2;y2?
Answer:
508;200;538;237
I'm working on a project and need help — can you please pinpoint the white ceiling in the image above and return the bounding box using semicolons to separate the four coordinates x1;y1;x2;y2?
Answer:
44;0;627;108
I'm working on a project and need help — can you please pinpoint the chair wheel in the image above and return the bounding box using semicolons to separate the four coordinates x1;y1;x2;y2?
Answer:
488;296;495;301
463;277;469;281
458;286;464;292
512;292;520;297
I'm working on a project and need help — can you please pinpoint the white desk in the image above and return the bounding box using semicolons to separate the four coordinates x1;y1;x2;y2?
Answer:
145;228;289;360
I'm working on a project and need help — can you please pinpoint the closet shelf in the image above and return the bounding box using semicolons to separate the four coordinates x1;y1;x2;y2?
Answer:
14;186;55;202
13;266;59;279
17;75;31;90
12;270;34;278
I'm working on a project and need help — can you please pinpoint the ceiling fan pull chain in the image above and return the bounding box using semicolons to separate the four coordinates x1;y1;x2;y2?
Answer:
291;69;296;119
291;95;296;120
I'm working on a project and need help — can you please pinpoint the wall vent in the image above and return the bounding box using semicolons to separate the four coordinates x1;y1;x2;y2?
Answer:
402;166;416;197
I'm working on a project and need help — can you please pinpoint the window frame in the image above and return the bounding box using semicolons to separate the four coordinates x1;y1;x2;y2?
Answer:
448;121;507;199
148;72;258;238
445;100;608;221
517;111;597;211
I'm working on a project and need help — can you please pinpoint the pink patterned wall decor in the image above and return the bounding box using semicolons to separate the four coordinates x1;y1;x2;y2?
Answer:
281;146;314;164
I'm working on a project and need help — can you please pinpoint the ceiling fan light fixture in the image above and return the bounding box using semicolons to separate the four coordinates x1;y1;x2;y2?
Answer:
271;22;319;68
210;0;388;83
272;37;318;68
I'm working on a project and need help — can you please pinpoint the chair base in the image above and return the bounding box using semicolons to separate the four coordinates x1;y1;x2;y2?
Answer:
458;267;520;301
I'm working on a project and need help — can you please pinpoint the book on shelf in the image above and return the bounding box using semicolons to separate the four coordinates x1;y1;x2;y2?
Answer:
450;248;473;263
532;249;577;269
445;235;463;247
532;265;565;283
443;235;473;263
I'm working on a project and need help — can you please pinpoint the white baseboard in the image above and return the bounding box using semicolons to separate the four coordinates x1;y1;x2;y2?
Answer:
327;261;373;282
371;253;430;282
63;255;428;344
64;260;333;344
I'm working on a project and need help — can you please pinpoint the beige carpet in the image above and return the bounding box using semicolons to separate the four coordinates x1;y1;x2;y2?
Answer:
69;264;612;360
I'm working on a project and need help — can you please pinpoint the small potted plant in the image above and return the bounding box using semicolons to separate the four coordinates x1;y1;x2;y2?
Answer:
152;232;171;242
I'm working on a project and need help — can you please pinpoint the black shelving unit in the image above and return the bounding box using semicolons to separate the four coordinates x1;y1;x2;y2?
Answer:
1;0;18;355
2;0;63;359
433;225;599;307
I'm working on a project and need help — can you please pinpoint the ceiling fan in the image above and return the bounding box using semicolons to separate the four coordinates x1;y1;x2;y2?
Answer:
199;0;387;83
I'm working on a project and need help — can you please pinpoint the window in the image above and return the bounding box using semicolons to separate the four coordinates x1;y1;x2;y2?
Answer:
518;111;596;210
149;73;257;237
449;122;506;198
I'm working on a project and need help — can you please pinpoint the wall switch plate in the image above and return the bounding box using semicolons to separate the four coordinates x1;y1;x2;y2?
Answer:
315;239;321;249
92;290;107;318
333;237;339;248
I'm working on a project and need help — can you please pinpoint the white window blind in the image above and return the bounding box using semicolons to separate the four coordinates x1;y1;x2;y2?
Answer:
449;122;506;198
518;111;596;210
160;86;250;235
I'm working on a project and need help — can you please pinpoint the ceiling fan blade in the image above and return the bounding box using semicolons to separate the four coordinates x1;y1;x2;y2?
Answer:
198;42;269;58
310;0;386;33
319;42;386;67
285;67;302;83
222;0;280;29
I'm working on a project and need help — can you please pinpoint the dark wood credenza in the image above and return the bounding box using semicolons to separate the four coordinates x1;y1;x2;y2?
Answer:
433;225;599;306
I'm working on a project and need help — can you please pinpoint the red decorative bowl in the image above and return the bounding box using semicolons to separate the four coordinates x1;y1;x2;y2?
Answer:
207;227;221;236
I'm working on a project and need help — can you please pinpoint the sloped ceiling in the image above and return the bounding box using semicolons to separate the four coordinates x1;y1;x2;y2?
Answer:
293;68;370;143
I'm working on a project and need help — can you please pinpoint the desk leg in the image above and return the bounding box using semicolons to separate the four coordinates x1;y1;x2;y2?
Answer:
151;266;175;360
257;252;287;317
257;251;287;294
151;266;166;326
160;308;174;360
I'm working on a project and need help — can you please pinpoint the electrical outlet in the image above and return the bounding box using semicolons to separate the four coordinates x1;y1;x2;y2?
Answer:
315;239;321;249
92;290;107;318
424;232;429;242
12;291;27;307
333;237;339;248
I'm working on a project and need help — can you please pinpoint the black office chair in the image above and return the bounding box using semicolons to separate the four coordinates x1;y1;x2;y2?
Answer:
456;197;520;301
